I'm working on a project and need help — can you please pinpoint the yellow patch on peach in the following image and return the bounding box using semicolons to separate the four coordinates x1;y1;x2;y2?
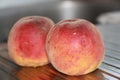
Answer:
12;51;49;67
51;52;103;75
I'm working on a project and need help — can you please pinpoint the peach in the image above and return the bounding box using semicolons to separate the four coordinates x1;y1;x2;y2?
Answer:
46;19;105;75
8;16;54;67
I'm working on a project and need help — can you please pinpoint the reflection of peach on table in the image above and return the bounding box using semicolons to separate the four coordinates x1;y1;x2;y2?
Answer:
16;64;105;80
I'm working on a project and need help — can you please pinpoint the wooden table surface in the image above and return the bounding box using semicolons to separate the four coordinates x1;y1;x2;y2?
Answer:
0;24;120;80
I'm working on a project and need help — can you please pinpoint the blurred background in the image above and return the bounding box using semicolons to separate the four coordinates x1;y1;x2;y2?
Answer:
0;0;120;42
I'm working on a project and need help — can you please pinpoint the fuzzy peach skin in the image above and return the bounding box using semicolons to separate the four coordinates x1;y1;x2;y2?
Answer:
8;16;54;67
46;19;105;75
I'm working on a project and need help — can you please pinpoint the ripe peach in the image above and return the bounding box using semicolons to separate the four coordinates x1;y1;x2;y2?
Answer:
46;19;105;75
8;16;54;67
